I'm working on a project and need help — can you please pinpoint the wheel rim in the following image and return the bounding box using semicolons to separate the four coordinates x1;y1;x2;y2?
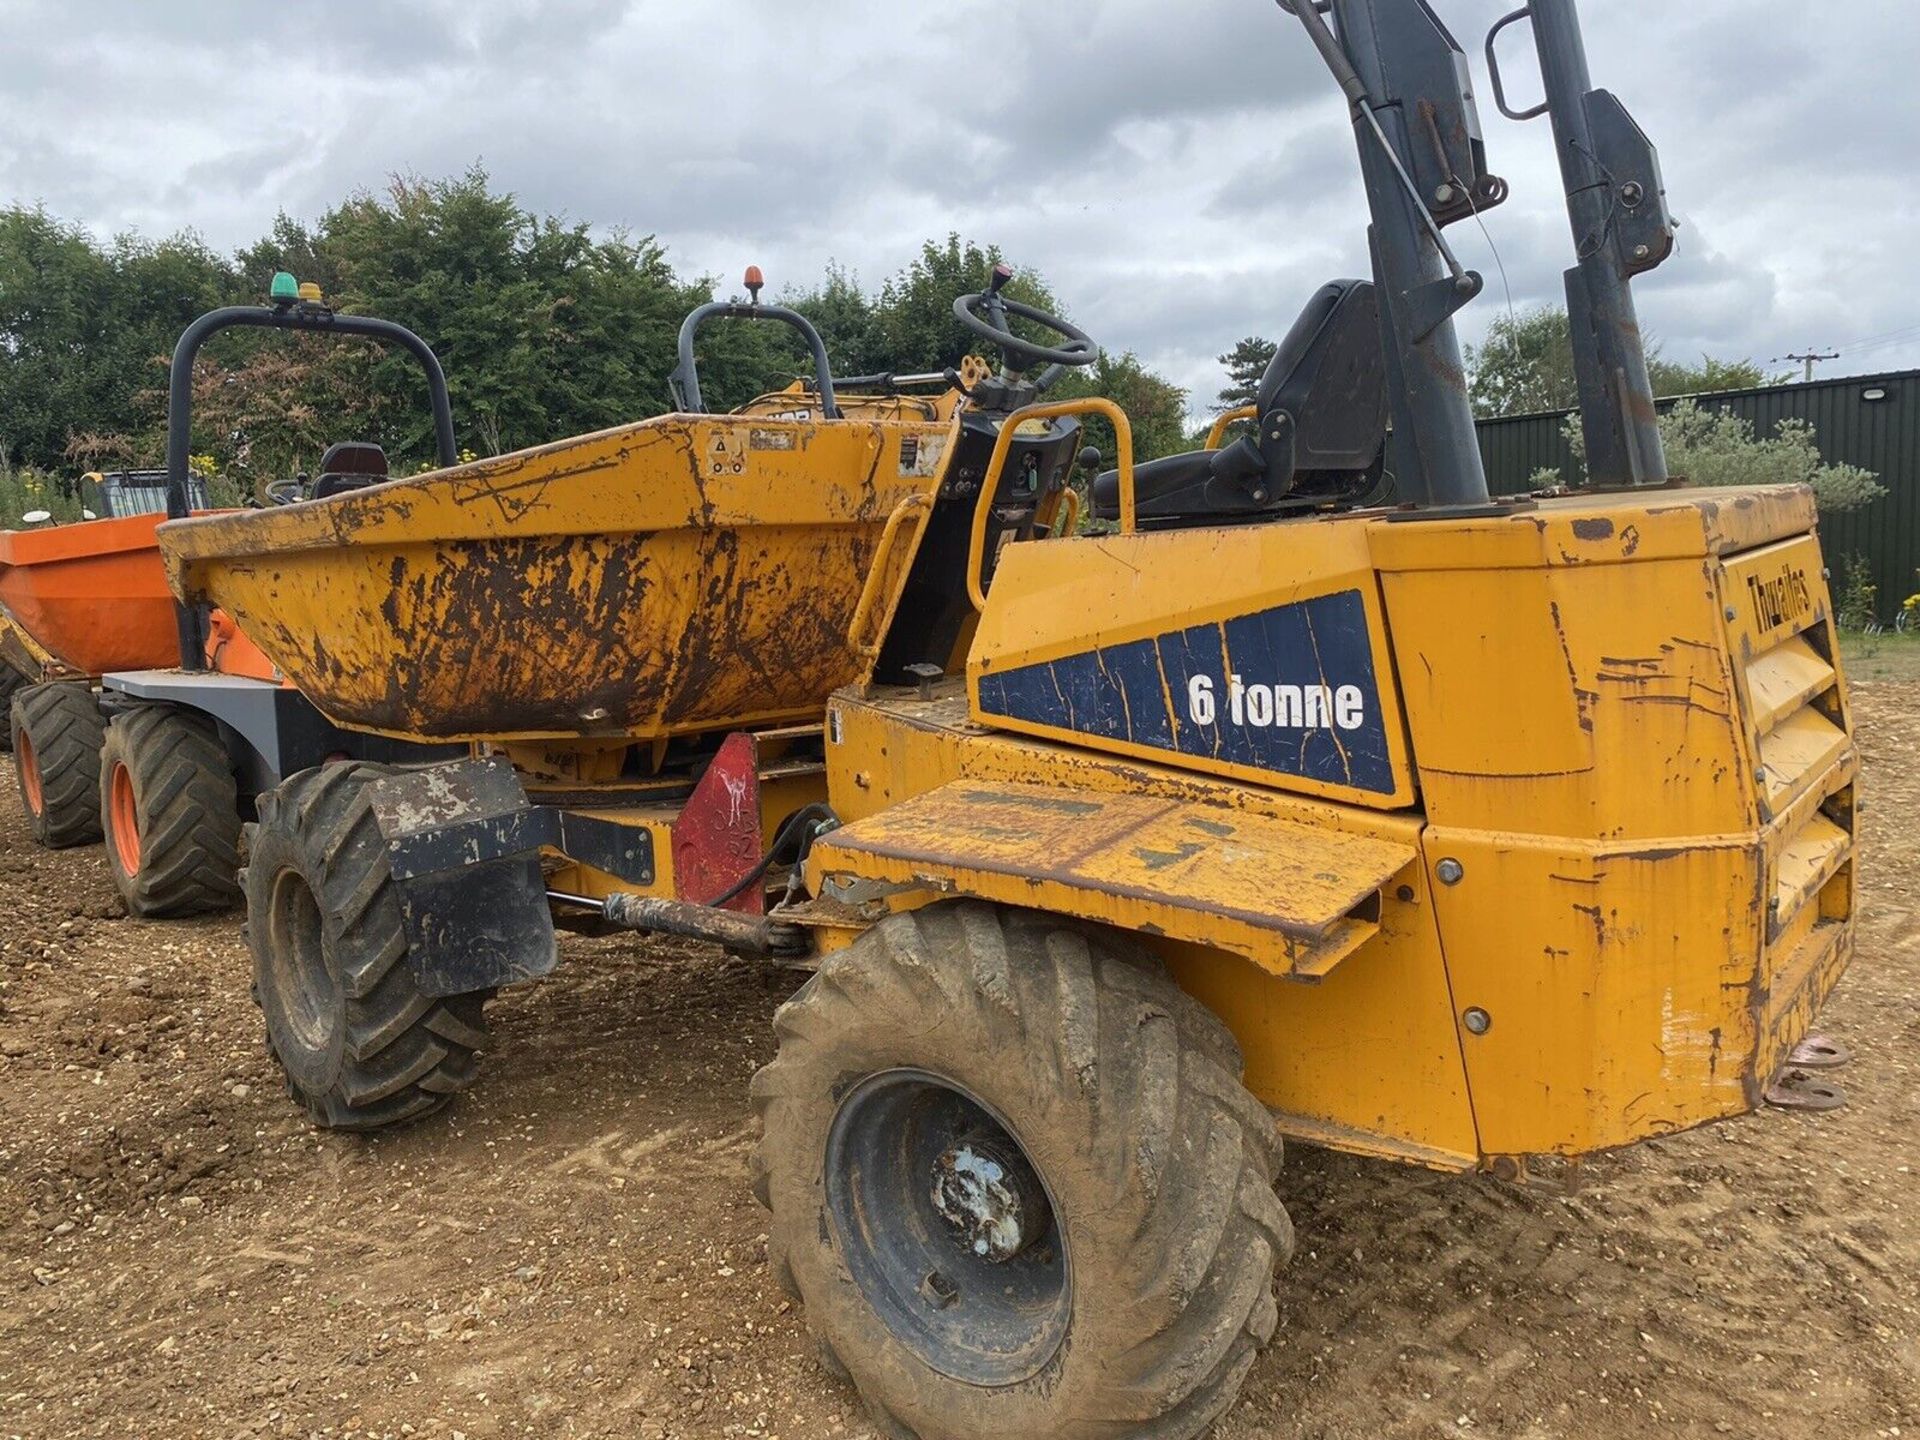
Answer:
16;729;43;816
825;1068;1072;1386
108;760;141;876
264;867;342;1059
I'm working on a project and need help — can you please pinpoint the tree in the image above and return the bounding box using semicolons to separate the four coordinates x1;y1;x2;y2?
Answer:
1214;336;1276;413
1536;398;1885;515
1647;354;1783;396
1052;352;1190;465
0;205;242;470
1468;303;1786;418
873;234;1062;374
784;262;885;377
1466;306;1578;417
1;190;1199;498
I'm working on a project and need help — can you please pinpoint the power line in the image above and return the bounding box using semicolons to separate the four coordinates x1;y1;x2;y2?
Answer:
1843;326;1920;358
1831;318;1920;352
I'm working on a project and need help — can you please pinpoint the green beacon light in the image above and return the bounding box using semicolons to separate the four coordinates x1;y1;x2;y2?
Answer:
269;271;300;303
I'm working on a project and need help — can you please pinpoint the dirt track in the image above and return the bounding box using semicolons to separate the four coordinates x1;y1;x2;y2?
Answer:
3;686;1917;1440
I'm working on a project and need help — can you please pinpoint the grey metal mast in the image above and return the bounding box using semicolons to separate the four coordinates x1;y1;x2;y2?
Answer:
1282;0;1508;509
1284;0;1680;498
1486;0;1678;486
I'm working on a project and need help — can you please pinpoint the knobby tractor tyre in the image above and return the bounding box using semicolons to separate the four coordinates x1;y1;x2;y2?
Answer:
0;666;26;753
750;903;1294;1440
99;703;243;918
245;761;491;1130
10;681;105;848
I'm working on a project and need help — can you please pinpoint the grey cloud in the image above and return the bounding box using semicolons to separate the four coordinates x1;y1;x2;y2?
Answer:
4;0;1918;419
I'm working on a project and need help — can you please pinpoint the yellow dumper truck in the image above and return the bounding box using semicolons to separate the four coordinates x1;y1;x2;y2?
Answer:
153;1;1855;1435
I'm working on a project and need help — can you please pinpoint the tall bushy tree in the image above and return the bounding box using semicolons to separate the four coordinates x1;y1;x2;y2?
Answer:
0;206;242;469
1053;352;1190;464
1466;306;1579;417
872;234;1061;373
784;262;885;377
311;170;719;458
1647;353;1781;397
1468;303;1783;418
1;185;1195;489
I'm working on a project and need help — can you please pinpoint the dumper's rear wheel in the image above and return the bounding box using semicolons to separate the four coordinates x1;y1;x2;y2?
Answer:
751;903;1292;1440
10;681;105;848
0;666;25;753
246;762;491;1130
99;703;243;917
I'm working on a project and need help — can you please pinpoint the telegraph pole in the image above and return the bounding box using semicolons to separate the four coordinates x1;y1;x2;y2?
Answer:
1776;350;1839;383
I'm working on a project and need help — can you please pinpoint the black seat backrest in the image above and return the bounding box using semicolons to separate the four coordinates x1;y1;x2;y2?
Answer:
310;441;390;500
1090;280;1388;526
1250;279;1385;476
1206;279;1385;505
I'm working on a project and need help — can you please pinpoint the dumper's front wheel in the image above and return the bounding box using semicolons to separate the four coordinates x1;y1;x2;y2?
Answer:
246;762;491;1130
751;903;1293;1440
100;703;242;918
10;681;105;848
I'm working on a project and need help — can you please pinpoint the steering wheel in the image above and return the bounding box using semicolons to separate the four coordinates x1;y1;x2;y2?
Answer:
264;477;307;506
952;265;1099;374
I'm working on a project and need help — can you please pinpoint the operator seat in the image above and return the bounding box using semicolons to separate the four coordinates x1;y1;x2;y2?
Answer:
310;441;390;500
1092;280;1387;524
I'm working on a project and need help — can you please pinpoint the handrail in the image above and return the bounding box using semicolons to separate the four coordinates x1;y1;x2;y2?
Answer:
846;492;931;660
669;301;840;420
1204;403;1258;451
164;302;458;669
966;397;1134;612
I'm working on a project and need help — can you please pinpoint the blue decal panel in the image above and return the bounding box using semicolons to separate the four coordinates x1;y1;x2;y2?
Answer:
975;589;1397;795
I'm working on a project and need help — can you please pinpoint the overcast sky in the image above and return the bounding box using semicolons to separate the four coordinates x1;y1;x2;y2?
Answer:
5;0;1919;417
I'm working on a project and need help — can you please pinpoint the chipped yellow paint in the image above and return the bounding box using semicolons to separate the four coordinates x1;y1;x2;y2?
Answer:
812;687;1482;1169
810;778;1415;979
818;482;1855;1169
159;408;957;743
967;512;1417;807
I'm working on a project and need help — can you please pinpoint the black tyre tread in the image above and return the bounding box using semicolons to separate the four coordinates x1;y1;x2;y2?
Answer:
0;666;25;752
11;681;105;847
100;704;242;917
248;762;490;1131
752;903;1292;1440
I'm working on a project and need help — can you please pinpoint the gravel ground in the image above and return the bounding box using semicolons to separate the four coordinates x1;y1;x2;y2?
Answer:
2;683;1916;1440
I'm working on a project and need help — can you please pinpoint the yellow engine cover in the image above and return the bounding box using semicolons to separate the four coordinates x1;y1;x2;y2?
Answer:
851;481;1860;1167
968;514;1417;807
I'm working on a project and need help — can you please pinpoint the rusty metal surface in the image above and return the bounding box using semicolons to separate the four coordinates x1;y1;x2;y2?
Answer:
1764;1068;1848;1112
1786;1034;1852;1069
810;778;1415;980
159;412;954;742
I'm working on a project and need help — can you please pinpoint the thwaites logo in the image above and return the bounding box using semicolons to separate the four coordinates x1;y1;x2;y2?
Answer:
975;589;1396;794
1744;562;1813;632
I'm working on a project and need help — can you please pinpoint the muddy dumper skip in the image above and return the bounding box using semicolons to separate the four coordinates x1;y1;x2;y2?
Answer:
160;6;1857;1437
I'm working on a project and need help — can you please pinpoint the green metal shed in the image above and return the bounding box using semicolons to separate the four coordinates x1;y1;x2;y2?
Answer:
1475;369;1919;623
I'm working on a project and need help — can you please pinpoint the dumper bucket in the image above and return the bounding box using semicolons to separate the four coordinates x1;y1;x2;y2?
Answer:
160;411;955;743
0;514;188;675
